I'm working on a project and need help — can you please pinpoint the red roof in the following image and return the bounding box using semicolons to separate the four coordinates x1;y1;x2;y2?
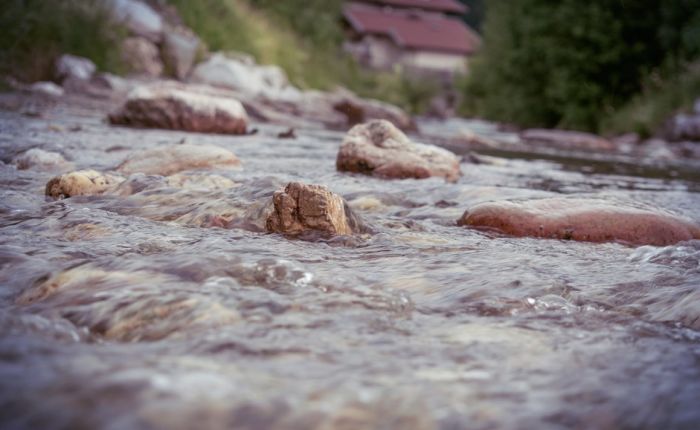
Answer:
362;0;467;14
344;2;480;55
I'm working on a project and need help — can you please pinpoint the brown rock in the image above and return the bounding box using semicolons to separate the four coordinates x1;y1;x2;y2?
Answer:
332;90;416;131
458;198;700;246
109;84;249;134
45;170;124;199
117;143;240;176
266;182;363;236
337;120;461;182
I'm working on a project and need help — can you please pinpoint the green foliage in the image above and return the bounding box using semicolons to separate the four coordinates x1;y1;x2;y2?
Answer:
167;0;439;113
463;0;700;132
0;0;127;82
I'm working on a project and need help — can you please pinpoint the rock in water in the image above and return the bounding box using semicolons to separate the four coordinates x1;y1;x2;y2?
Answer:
266;182;363;236
109;84;249;134
458;198;700;246
521;129;615;152
337;120;461;182
117;143;240;176
45;170;124;199
12;148;70;170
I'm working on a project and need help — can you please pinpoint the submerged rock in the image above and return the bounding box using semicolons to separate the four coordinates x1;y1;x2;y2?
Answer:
458;198;700;246
12;148;70;170
109;84;249;134
266;182;364;236
521;129;615;152
337;120;461;182
117;143;241;176
45;170;124;199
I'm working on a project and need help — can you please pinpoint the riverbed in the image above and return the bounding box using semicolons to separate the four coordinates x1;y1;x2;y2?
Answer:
1;91;699;429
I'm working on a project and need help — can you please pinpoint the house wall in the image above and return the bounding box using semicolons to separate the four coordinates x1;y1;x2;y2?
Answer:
400;50;467;75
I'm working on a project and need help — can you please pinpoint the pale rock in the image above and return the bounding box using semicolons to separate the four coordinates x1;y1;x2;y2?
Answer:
117;143;240;176
12;148;69;170
337;119;461;181
108;0;163;42
109;83;249;134
28;81;64;98
55;54;97;82
45;170;124;199
163;30;200;80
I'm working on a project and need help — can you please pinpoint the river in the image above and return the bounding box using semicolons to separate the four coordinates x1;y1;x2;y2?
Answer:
1;92;699;429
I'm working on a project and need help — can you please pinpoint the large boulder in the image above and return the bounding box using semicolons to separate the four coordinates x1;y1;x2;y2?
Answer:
107;0;163;42
45;170;124;199
458;198;700;246
521;129;615;152
120;37;163;77
162;30;200;80
117;143;240;176
55;54;96;82
266;182;363;237
109;84;249;134
337;120;461;182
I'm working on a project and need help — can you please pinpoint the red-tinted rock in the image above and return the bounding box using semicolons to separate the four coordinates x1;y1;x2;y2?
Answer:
458;198;700;246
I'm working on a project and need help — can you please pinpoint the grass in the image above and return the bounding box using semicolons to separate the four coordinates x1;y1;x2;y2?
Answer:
601;63;700;137
0;0;127;83
166;0;440;113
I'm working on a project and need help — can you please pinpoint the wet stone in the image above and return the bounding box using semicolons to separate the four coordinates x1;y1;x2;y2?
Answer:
458;198;700;246
45;170;124;199
117;143;240;176
337;119;461;182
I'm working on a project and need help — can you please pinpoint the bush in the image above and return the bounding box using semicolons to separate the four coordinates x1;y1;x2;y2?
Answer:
0;0;127;82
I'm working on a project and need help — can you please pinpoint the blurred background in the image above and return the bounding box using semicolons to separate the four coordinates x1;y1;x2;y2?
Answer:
1;0;699;137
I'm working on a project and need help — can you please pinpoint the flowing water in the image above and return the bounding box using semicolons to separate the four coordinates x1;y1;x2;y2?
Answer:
1;93;700;430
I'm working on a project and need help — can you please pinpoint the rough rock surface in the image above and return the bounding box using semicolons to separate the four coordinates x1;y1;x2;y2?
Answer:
266;182;363;236
55;54;96;82
109;84;248;134
337;120;461;181
458;198;700;246
45;170;124;199
117;143;240;176
121;37;163;77
521;129;615;152
12;148;70;170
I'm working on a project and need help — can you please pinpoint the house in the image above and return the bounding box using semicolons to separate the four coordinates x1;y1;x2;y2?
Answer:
342;0;481;78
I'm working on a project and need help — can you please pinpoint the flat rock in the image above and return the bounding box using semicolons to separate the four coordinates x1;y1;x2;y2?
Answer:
109;84;249;134
458;198;700;246
45;170;124;199
337;120;461;181
521;129;615;152
117;143;240;176
266;182;364;237
12;148;70;170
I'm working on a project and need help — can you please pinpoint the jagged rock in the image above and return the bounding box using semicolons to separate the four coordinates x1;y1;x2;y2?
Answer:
163;30;200;80
117;143;240;176
458;198;700;246
108;0;163;42
28;81;64;98
12;148;70;170
266;182;363;236
55;54;96;82
120;37;163;77
45;170;124;199
109;84;249;134
521;129;615;152
337;120;461;182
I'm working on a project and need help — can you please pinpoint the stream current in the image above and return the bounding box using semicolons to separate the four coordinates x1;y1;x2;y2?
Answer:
1;93;699;429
